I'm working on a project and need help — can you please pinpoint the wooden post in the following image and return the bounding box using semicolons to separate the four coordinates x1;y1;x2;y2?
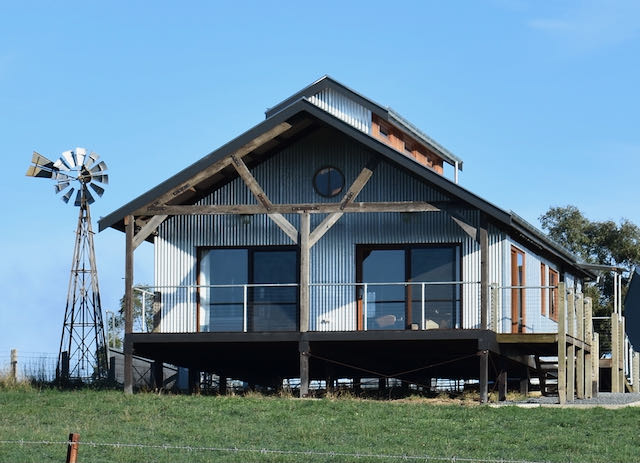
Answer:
490;284;498;332
124;215;134;395
593;332;600;397
299;340;310;398
633;352;640;393
61;351;70;381
108;356;116;383
576;293;585;399
479;215;489;330
557;282;567;404
479;350;489;403
218;374;227;395
611;313;619;392
520;368;529;396
299;212;310;333
584;297;593;399
10;349;17;381
567;289;575;401
66;433;79;463
497;371;507;401
152;360;163;390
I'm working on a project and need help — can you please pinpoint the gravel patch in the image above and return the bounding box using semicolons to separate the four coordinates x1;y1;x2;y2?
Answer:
493;392;640;408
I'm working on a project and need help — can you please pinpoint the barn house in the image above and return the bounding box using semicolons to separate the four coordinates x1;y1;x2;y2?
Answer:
100;76;623;401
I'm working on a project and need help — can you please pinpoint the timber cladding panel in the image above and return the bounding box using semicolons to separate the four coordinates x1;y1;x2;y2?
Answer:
371;114;444;174
155;127;486;333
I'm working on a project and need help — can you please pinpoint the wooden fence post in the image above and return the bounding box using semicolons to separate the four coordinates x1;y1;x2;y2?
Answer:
633;352;640;393
576;293;585;399
611;313;619;392
557;282;567;405
592;332;600;397
567;289;575;402
66;433;79;463
584;297;593;399
10;349;17;381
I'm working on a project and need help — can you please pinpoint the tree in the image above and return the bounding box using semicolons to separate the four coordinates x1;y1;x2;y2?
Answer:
107;285;155;349
539;205;640;315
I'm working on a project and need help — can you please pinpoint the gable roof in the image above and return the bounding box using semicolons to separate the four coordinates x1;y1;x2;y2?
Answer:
98;79;594;280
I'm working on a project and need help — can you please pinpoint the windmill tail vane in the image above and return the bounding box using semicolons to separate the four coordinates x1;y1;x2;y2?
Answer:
26;147;109;382
26;148;109;206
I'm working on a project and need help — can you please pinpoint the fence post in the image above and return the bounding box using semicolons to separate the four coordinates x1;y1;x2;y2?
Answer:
593;332;600;397
620;317;626;391
633;352;640;393
557;282;567;405
10;349;17;381
611;313;620;392
576;293;585;399
584;297;593;399
567;289;575;402
66;433;79;463
490;284;498;332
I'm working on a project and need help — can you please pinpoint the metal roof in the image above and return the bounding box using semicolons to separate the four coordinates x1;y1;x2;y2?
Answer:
265;76;463;169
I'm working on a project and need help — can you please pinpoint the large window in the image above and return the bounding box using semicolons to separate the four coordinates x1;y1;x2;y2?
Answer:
356;245;460;330
198;247;298;332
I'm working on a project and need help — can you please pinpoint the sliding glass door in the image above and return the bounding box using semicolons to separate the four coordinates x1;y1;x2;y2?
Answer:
357;245;460;330
199;247;298;332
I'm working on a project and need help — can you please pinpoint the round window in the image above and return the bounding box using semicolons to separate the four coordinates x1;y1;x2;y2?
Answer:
313;166;345;198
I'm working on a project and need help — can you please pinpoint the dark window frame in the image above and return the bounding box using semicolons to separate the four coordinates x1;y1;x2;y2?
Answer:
355;243;462;331
197;245;299;332
312;165;345;198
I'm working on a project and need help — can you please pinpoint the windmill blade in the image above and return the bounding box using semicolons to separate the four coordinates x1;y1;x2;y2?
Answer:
25;165;55;178
84;152;99;168
91;174;109;185
55;181;70;193
53;158;70;171
73;189;83;207
55;172;71;182
62;188;75;204
31;151;55;169
89;182;105;197
61;150;76;169
84;187;95;205
74;148;87;167
90;161;108;174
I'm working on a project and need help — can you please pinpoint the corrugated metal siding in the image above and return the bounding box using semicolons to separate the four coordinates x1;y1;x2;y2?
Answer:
308;88;372;134
156;128;489;332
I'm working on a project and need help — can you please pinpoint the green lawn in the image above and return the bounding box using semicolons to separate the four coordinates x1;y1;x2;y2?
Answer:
0;387;638;462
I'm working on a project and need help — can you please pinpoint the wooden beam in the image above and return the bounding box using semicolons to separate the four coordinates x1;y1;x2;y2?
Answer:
124;215;134;395
584;297;593;399
140;201;443;216
633;351;640;393
557;282;567;405
479;350;489;403
611;312;619;392
567;290;575;402
136;122;292;212
231;153;298;243
576;293;585;399
309;158;379;247
593;332;600;397
299;212;310;333
299;340;310;398
132;215;168;250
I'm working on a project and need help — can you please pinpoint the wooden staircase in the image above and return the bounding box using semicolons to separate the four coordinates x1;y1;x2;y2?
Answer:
535;355;558;396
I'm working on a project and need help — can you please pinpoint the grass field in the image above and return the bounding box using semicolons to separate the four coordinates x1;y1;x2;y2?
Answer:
0;385;639;463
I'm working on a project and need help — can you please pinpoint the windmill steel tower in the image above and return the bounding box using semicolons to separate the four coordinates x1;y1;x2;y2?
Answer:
26;148;109;381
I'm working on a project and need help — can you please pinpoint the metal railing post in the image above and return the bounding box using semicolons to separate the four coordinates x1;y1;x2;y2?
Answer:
421;283;425;330
243;285;248;333
363;283;368;331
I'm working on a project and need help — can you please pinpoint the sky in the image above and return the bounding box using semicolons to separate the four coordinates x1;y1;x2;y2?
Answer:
1;1;639;357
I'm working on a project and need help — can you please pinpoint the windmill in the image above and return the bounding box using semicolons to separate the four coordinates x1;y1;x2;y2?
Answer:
26;148;109;381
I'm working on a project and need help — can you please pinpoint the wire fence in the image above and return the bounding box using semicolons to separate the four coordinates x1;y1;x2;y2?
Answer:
0;351;58;382
0;438;575;463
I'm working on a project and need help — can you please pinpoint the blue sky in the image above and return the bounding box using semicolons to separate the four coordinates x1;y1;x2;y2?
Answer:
1;1;639;356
